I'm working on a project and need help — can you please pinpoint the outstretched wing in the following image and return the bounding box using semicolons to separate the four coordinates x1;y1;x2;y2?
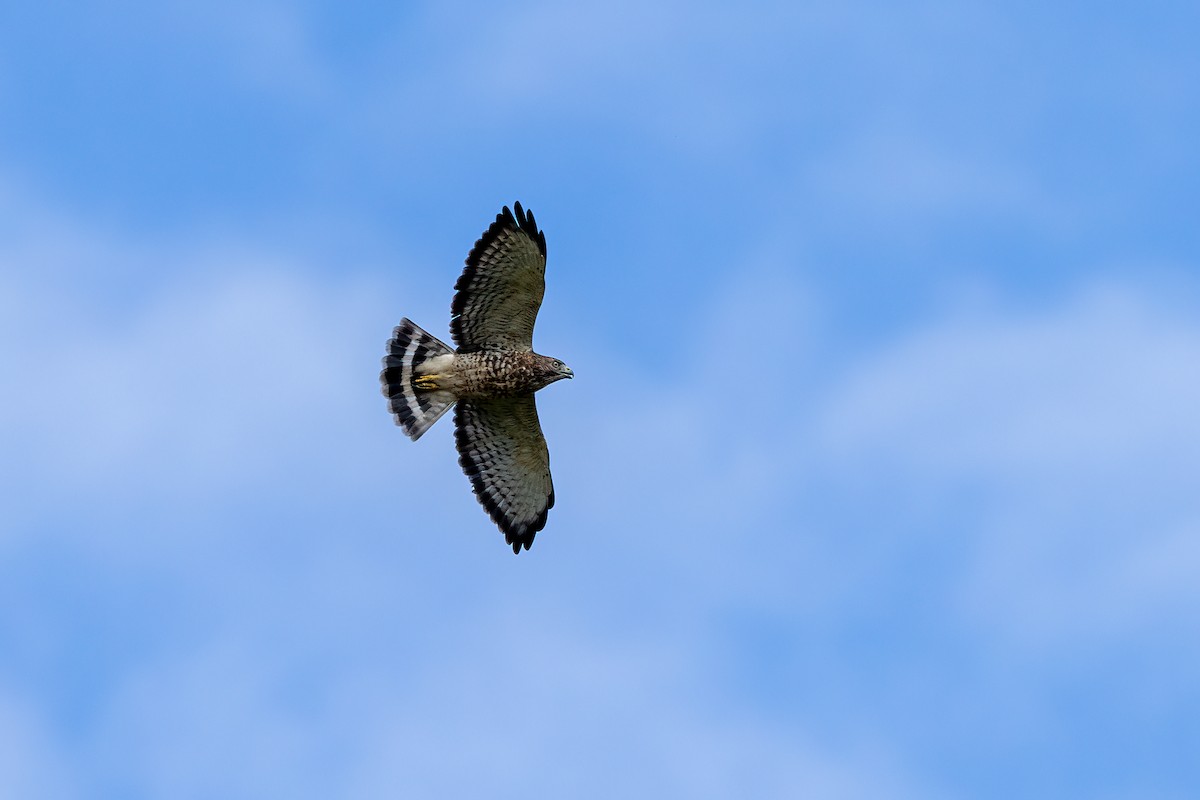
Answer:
454;395;555;553
450;202;547;353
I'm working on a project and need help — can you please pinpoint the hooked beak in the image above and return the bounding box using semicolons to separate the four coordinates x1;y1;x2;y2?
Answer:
563;365;574;379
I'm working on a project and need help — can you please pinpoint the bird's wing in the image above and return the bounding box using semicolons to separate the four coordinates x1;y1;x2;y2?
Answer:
450;202;547;353
454;395;554;553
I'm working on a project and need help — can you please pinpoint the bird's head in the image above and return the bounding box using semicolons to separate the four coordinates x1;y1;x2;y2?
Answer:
537;355;574;386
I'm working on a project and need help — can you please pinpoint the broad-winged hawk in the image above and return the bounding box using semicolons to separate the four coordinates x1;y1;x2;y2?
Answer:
381;203;572;554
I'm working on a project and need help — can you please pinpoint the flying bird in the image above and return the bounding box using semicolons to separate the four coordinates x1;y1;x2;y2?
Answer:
381;203;573;553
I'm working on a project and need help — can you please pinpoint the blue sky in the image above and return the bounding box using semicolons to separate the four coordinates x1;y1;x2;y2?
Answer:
2;1;1198;797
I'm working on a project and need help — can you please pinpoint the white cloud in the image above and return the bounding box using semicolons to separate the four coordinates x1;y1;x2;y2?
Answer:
813;282;1200;646
356;1;871;157
5;267;379;491
87;637;327;800
0;181;442;559
0;200;930;797
821;284;1200;474
806;133;1078;236
82;613;919;800
3;170;1196;799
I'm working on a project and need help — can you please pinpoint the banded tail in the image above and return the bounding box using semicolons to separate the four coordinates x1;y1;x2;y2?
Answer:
381;318;456;441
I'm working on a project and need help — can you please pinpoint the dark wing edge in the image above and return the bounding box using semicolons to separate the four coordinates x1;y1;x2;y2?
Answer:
450;202;547;352
454;397;555;554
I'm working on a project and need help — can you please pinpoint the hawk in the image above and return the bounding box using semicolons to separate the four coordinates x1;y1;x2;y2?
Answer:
380;202;573;554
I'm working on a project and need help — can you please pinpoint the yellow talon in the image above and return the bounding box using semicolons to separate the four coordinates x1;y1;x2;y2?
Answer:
413;375;440;390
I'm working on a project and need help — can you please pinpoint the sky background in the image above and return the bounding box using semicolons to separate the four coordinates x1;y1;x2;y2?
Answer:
2;1;1198;798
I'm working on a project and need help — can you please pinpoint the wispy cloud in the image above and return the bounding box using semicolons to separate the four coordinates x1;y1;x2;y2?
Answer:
815;282;1200;646
3;3;1199;795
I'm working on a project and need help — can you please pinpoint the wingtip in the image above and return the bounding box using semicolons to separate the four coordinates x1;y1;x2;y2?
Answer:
507;531;537;555
517;202;546;260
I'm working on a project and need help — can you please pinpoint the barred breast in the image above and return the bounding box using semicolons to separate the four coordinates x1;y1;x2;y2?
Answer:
451;351;543;398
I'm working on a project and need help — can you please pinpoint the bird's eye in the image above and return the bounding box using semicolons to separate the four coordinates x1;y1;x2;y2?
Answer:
552;360;562;368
